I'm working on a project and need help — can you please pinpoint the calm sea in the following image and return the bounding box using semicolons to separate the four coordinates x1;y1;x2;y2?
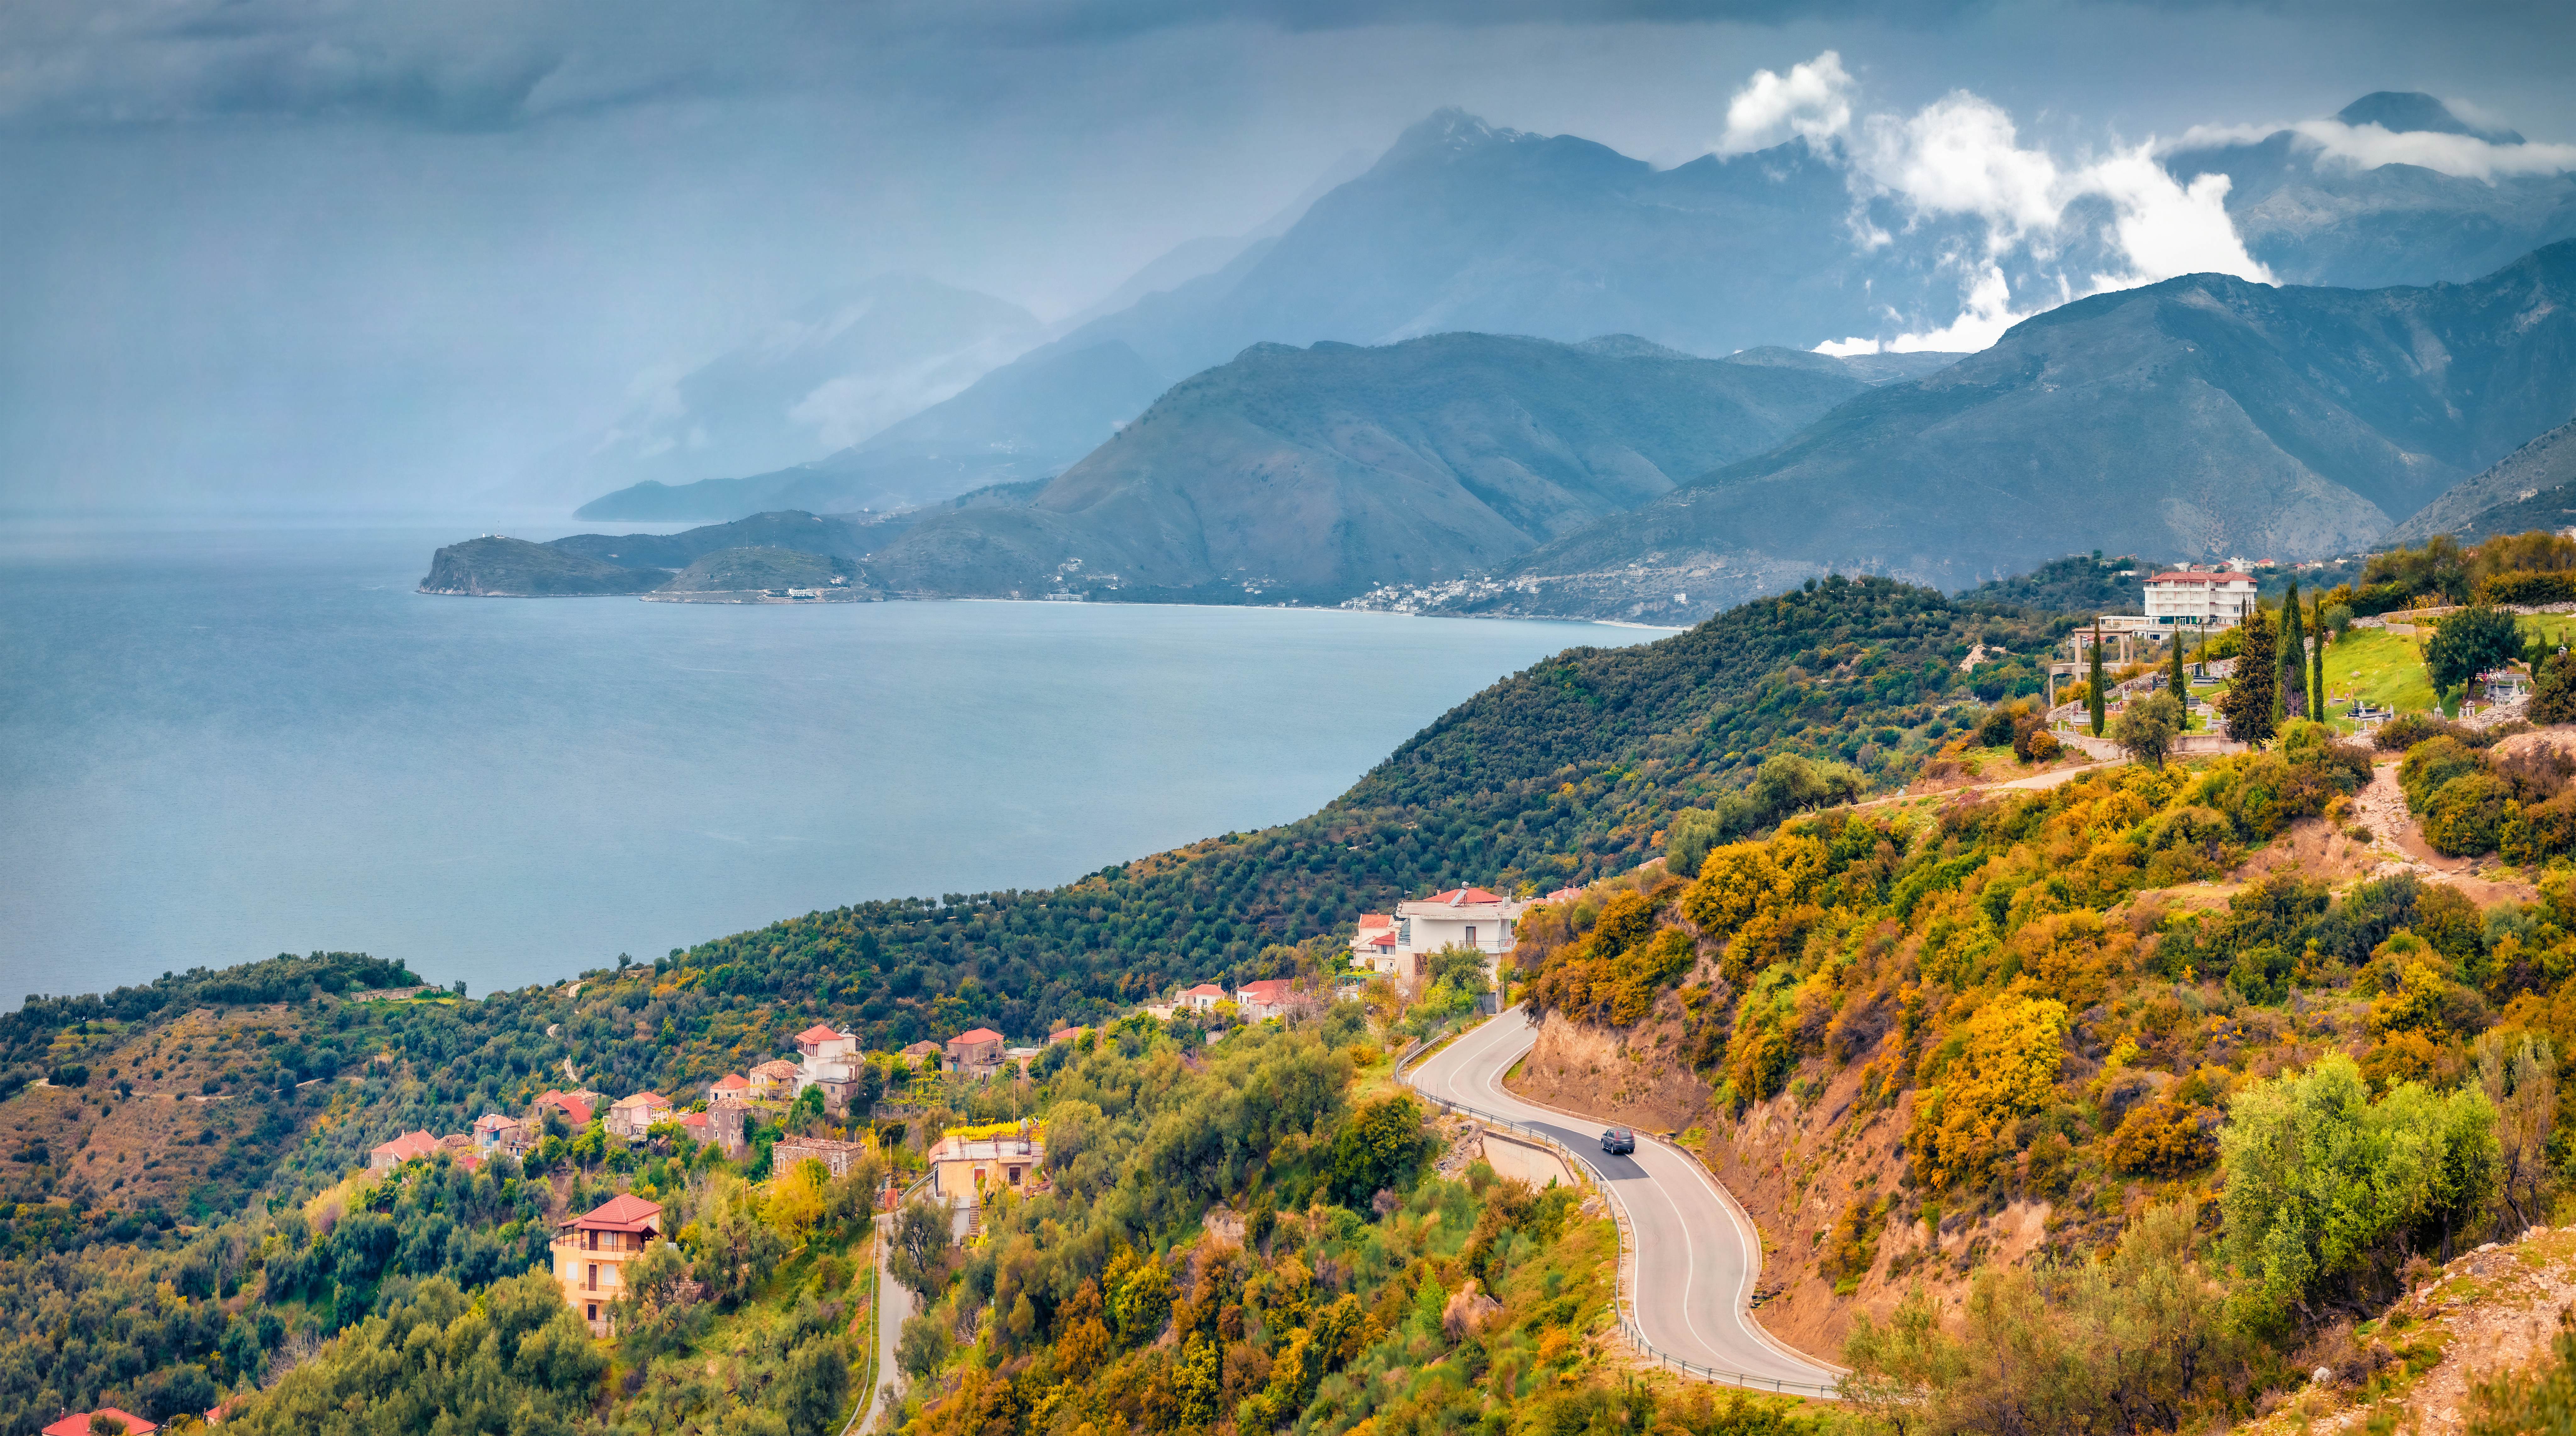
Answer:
0;522;1656;1007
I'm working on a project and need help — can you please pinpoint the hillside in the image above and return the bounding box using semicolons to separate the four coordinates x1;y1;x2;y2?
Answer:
1442;241;2576;621
2387;415;2576;542
24;554;2576;1432
424;509;929;596
660;546;846;592
417;536;667;596
860;333;1875;603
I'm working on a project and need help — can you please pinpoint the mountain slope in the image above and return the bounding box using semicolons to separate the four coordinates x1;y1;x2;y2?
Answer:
2388;415;2576;541
1437;241;2576;621
521;275;1041;508
574;341;1169;522
858;333;1875;602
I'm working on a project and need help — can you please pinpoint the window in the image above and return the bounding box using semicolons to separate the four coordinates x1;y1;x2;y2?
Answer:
587;1263;598;1291
1008;1166;1023;1185
587;1303;597;1322
1465;926;1477;946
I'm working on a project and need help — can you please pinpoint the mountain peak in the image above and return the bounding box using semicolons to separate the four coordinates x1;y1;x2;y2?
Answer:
2334;91;2523;145
1380;107;1526;165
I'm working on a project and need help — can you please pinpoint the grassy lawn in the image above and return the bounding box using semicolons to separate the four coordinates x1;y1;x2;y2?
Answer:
2517;614;2576;652
2322;627;2435;715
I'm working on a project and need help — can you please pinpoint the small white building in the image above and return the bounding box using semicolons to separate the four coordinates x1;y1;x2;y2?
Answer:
791;1023;863;1109
1351;886;1527;980
1178;983;1228;1013
2142;569;2258;631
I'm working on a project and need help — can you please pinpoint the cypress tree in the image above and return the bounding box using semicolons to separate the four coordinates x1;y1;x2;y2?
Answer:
2168;630;2187;701
2088;620;2107;736
2278;581;2307;720
2312;597;2329;720
2221;606;2279;745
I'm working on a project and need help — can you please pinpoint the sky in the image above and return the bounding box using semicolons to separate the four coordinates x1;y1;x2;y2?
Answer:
0;0;2570;516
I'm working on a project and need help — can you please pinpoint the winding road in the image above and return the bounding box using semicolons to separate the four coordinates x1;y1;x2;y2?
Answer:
1407;1006;1842;1394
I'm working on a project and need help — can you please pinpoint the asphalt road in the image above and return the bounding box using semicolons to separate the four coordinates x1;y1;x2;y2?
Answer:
1407;1006;1842;1394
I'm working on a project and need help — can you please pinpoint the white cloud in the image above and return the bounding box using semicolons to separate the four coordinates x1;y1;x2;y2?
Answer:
2082;146;2271;288
1816;264;2041;356
2285;120;2576;180
1713;50;1853;156
2165;118;2576;183
1852;93;2062;252
1749;56;2272;355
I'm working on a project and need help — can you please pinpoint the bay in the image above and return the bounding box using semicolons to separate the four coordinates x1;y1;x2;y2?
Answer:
0;522;1656;1006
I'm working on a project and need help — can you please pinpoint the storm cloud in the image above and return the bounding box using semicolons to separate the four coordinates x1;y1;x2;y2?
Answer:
0;0;2568;513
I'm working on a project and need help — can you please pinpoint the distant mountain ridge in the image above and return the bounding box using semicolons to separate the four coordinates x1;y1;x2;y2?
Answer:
2168;92;2576;290
1432;240;2576;622
854;332;1915;602
2390;416;2576;542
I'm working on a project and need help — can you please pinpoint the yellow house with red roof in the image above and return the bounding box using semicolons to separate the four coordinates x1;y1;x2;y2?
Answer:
553;1192;663;1334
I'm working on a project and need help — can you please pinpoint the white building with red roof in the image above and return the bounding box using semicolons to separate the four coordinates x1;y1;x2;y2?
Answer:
45;1409;155;1436
2142;568;2257;630
1235;978;1297;1020
1353;886;1529;980
791;1023;865;1109
707;1072;751;1103
1177;982;1229;1013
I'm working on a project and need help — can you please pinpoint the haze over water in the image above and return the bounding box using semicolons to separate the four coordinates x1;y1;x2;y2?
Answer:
0;523;1653;1008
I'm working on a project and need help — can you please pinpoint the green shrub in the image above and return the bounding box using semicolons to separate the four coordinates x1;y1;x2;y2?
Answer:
2423;772;2512;856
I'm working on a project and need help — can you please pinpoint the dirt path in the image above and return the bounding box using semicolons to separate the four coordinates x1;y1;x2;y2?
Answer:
2352;760;2538;905
1855;759;2118;811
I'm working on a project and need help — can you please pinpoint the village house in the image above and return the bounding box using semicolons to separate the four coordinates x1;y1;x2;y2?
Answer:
1047;1026;1089;1046
773;1135;869;1179
899;1039;942;1068
1352;914;1397;967
605;1091;673;1139
1235;979;1296;1021
535;1089;602;1128
1179;982;1228;1013
1351;887;1528;980
791;1023;865;1110
705;1099;751;1159
369;1129;437;1172
552;1193;663;1336
928;1127;1046;1231
946;1027;1005;1075
1005;1046;1042;1075
747;1059;800;1101
44;1410;155;1436
472;1112;522;1153
707;1072;750;1104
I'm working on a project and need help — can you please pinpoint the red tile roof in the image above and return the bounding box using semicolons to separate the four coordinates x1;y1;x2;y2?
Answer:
1238;980;1293;1003
1181;983;1227;998
372;1129;438;1162
612;1091;669;1111
710;1073;750;1092
1364;930;1397;948
1544;887;1581;903
46;1411;156;1436
795;1023;846;1044
1428;887;1506;906
536;1091;594;1126
680;1111;710;1129
951;1028;1004;1045
1356;912;1393;931
571;1192;665;1233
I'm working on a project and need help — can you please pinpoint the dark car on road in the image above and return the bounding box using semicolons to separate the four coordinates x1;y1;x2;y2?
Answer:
1600;1126;1635;1155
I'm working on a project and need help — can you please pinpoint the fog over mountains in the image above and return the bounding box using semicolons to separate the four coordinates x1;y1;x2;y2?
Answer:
481;84;2576;624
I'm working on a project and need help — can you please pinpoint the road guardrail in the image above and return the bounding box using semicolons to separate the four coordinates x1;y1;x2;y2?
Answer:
1406;1034;1841;1399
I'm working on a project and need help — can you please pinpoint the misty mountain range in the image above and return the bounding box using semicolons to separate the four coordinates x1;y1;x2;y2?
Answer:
458;92;2576;621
